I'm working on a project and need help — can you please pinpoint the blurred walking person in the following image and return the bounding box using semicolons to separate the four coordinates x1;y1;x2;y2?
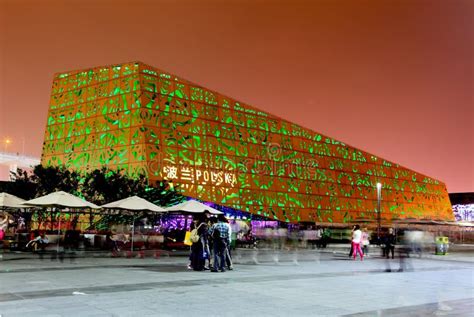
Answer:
348;225;356;257
361;228;370;256
222;216;233;270
398;230;413;272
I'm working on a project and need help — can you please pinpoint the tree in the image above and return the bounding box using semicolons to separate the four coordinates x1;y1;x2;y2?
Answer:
81;169;184;230
3;165;185;231
32;165;81;196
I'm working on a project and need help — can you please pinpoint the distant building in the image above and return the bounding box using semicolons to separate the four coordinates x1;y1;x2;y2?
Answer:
41;61;453;224
449;193;474;222
0;152;40;181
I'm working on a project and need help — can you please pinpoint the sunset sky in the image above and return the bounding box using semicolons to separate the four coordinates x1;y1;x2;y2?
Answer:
0;0;472;193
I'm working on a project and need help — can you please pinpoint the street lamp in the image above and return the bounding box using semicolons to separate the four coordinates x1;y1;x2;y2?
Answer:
376;182;382;242
3;138;12;152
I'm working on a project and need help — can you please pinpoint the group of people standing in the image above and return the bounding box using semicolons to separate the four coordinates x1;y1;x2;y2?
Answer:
188;213;233;272
350;226;410;266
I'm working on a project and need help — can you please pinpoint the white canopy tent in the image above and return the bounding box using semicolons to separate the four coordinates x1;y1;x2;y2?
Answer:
23;191;101;252
101;196;167;251
0;192;27;209
22;191;100;209
166;199;223;215
101;196;167;213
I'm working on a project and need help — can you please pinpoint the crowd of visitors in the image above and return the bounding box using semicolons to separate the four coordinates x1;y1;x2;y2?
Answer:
251;225;331;250
1;208;442;273
188;212;233;272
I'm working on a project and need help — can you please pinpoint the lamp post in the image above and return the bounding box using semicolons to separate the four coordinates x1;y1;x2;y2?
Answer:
3;138;12;152
376;182;382;242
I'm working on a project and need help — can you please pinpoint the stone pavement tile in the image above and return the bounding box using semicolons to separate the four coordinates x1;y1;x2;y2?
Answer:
74;314;113;317
42;308;113;317
99;307;157;316
0;313;62;317
291;305;353;317
0;303;49;315
38;296;96;309
85;297;140;310
343;298;473;317
0;257;471;316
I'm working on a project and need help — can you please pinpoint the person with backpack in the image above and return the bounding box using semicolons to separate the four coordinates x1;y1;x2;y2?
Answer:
209;214;231;272
189;215;208;271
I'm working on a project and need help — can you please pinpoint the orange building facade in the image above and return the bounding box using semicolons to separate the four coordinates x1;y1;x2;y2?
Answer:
41;61;454;224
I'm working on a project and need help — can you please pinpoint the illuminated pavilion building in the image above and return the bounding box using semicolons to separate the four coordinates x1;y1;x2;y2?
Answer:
41;61;454;224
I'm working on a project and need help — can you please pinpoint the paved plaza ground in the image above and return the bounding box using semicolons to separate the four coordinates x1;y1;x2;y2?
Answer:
0;248;472;316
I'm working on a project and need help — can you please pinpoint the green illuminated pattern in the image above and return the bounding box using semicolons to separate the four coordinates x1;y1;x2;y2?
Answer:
42;61;453;223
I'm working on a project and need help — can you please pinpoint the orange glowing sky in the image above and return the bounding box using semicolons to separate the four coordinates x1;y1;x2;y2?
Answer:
0;0;472;193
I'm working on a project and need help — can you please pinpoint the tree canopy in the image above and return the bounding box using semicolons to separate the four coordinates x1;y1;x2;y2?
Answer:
1;165;185;230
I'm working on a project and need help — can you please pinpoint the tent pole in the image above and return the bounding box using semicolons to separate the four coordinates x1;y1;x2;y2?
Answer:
57;208;61;253
131;217;135;252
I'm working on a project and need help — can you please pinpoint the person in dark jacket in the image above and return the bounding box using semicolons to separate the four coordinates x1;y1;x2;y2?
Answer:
384;228;396;259
209;215;230;272
189;215;208;271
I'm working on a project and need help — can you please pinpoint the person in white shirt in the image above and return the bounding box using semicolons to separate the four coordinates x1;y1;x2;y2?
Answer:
352;225;364;261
